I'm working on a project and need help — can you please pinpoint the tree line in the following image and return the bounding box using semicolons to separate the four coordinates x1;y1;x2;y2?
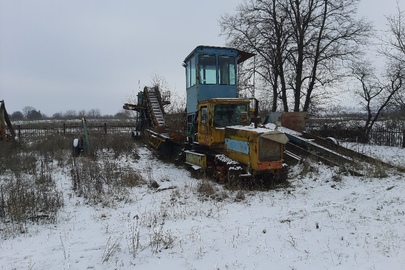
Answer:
9;74;186;122
9;106;133;121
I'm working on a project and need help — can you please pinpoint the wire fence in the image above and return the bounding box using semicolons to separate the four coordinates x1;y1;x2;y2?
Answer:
13;121;137;139
369;127;405;147
8;120;405;148
308;126;405;147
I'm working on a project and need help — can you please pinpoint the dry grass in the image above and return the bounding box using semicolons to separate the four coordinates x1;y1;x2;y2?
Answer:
0;132;143;238
0;139;64;238
197;180;216;197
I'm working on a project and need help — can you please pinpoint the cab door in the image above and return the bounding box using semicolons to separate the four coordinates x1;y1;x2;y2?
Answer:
198;105;210;145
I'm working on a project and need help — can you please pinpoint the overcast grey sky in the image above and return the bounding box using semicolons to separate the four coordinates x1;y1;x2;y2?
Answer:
0;0;403;116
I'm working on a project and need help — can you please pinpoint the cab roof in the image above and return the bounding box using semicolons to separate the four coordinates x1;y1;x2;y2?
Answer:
183;45;255;64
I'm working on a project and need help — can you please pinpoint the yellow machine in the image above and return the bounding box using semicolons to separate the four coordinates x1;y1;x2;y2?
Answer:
125;46;289;185
184;98;288;184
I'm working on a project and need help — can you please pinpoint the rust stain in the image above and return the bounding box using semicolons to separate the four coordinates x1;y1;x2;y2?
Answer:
278;112;308;132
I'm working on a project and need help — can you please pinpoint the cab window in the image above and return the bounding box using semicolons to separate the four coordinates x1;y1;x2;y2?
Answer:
186;56;197;88
213;104;248;127
198;54;216;84
218;55;236;85
200;106;208;124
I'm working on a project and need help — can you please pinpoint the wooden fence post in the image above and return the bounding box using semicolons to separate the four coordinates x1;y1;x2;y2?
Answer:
104;123;107;134
63;123;66;135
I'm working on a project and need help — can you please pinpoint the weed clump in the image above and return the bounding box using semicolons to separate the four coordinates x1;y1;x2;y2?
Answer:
70;155;146;206
0;171;63;238
197;180;216;198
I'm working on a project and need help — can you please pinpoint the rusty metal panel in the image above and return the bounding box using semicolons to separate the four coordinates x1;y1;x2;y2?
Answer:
269;112;308;132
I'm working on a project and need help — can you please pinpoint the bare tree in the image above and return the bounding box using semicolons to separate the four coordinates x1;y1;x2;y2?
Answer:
87;108;101;118
21;106;43;120
150;73;170;93
22;106;36;118
384;5;405;62
381;4;405;107
114;109;132;119
52;112;63;119
221;0;290;111
351;59;402;141
150;74;185;113
349;4;405;142
64;110;78;118
220;0;372;112
78;110;87;118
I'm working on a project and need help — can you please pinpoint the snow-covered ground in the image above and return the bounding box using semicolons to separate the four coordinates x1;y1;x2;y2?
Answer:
1;144;405;270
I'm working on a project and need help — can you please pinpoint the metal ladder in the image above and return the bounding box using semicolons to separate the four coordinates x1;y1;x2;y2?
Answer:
146;88;165;127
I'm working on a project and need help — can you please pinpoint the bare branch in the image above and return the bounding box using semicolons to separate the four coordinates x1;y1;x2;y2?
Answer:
220;0;372;112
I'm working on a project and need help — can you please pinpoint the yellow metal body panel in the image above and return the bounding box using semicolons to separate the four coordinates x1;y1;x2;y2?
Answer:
224;128;253;167
225;127;287;173
185;150;207;169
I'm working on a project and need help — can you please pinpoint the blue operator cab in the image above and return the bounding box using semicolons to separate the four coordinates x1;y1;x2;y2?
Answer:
183;45;255;140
